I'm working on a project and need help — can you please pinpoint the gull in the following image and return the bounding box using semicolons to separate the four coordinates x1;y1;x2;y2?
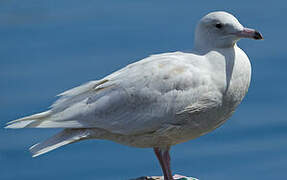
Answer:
5;11;263;180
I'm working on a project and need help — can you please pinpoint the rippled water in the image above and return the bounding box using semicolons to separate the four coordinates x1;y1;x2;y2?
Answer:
1;1;286;180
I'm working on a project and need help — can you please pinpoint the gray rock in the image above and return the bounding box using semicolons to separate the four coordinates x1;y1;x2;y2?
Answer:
130;175;199;180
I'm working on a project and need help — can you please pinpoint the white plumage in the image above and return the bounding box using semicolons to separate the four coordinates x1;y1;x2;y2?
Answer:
5;11;263;180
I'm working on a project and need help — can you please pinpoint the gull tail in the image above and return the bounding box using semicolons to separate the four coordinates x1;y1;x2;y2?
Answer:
30;129;90;157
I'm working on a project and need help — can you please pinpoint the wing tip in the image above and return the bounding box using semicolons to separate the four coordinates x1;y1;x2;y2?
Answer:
5;111;52;129
4;121;33;129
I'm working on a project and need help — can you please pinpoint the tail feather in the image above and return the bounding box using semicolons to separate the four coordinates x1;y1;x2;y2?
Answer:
30;129;90;157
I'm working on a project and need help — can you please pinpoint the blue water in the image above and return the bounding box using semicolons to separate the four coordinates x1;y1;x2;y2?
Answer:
1;1;286;180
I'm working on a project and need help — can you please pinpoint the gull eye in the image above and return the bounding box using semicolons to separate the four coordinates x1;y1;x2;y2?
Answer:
215;23;223;29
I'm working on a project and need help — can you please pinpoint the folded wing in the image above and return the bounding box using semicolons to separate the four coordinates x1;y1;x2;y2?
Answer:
6;52;211;135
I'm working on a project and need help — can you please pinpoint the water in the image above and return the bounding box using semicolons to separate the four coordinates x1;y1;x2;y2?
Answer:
1;0;286;180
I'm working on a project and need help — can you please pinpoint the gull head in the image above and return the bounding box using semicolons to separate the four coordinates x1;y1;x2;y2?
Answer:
194;11;263;50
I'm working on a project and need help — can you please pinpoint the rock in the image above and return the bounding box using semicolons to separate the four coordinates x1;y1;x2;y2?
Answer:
130;175;199;180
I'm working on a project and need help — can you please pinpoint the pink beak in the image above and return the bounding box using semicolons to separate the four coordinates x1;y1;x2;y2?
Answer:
237;28;263;40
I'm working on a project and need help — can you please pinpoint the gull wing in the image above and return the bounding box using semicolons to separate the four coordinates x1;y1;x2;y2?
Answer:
6;52;212;135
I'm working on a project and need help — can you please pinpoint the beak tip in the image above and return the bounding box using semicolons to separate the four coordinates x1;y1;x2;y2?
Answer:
254;31;263;40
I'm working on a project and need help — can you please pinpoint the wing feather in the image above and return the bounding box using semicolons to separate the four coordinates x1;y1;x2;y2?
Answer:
6;52;213;135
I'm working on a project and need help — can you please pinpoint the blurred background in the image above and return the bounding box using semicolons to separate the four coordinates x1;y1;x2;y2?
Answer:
0;0;286;180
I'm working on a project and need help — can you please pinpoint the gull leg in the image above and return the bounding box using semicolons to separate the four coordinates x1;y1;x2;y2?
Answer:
154;147;168;178
163;148;173;180
153;147;174;180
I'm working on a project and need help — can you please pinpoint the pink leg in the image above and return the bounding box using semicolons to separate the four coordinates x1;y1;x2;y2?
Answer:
153;147;174;180
163;149;173;179
154;148;168;178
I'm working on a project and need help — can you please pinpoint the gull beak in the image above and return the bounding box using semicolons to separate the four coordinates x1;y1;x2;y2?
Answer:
237;28;263;40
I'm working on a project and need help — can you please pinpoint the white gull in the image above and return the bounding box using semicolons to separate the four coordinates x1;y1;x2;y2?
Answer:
5;11;263;180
